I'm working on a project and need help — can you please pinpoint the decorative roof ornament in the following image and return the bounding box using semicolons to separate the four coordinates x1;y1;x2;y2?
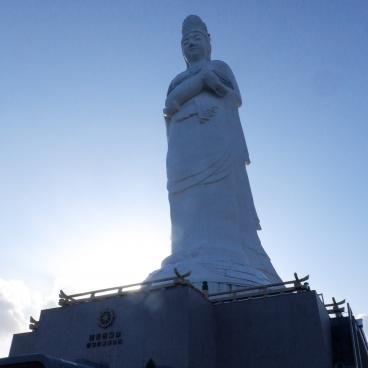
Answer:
182;15;209;38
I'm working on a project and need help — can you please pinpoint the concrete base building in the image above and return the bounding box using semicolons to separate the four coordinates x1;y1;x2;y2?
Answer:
1;276;367;368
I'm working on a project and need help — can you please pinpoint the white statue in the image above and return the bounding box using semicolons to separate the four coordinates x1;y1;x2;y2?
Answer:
148;15;281;291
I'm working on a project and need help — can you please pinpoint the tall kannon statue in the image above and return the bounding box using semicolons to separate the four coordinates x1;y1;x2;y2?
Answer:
148;15;281;290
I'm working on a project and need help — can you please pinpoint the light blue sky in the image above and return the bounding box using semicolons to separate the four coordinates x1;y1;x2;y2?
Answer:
0;0;367;356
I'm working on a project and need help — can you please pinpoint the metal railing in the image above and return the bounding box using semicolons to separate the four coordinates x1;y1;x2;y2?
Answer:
59;269;191;306
59;271;311;306
208;273;310;303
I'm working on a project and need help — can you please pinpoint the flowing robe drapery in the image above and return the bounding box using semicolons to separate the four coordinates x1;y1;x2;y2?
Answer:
162;60;281;284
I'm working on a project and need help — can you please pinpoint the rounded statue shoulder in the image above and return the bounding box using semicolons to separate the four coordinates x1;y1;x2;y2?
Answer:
210;60;233;73
171;69;188;82
210;59;230;67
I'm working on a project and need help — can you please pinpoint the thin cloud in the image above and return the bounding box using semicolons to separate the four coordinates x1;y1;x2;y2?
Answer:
0;279;31;335
0;278;46;358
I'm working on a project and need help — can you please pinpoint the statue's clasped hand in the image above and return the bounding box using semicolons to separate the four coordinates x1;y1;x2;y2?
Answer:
202;69;227;97
163;67;228;120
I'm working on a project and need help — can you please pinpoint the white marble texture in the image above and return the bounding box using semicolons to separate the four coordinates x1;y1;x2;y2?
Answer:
147;15;281;291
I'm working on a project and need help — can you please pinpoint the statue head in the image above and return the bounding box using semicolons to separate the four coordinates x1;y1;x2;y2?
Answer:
181;15;211;65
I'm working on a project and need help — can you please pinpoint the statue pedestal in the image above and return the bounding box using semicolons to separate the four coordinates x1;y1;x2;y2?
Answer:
3;283;363;368
147;246;282;294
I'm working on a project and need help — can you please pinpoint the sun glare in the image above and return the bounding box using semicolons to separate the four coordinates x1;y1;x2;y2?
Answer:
43;214;170;296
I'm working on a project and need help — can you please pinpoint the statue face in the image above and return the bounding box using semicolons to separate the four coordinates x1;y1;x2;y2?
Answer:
182;31;210;64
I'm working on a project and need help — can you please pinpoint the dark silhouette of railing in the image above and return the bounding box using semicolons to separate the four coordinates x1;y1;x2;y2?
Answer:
59;268;191;306
208;273;310;303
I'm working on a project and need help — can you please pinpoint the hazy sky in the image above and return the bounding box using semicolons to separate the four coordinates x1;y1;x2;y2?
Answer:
1;0;367;357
